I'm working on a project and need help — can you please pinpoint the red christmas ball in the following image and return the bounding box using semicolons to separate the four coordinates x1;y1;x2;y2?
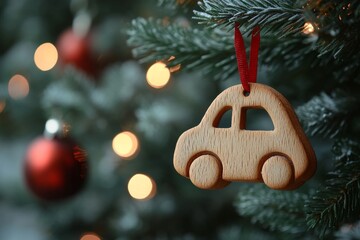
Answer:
24;137;88;201
57;29;97;76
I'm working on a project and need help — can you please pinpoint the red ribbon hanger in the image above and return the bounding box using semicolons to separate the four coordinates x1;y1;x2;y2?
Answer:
234;23;260;93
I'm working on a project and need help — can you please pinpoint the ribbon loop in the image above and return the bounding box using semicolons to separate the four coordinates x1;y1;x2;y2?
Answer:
234;23;260;93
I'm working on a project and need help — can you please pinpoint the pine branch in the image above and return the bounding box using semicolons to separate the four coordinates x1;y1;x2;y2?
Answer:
129;1;360;84
127;18;318;81
303;2;360;83
306;139;360;237
260;36;316;69
193;0;360;83
305;1;360;60
296;89;359;138
235;185;309;235
194;0;305;37
127;18;235;81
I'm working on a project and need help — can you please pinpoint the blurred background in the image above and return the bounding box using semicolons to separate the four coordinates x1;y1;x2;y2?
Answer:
1;0;360;239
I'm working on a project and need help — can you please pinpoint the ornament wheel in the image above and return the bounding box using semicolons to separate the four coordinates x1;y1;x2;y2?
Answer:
189;154;228;189
261;155;294;190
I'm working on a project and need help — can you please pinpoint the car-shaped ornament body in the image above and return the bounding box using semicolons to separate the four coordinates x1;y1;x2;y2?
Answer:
173;83;316;190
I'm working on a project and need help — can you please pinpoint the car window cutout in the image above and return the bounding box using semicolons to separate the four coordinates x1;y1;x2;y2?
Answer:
241;107;274;131
213;106;232;128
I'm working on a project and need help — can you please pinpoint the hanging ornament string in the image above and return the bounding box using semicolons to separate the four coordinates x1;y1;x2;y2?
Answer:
234;23;260;93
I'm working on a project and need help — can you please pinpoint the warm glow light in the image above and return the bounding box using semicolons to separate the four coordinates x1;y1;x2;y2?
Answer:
0;101;5;113
80;233;101;240
146;62;171;89
34;42;58;71
128;174;156;200
303;22;315;34
112;131;139;159
45;119;61;134
8;74;29;99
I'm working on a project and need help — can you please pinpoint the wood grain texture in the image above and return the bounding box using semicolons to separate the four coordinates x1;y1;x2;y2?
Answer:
173;83;316;190
189;155;221;189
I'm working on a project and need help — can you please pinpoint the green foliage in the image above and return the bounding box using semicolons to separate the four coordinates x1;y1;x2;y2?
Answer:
305;1;360;83
260;36;316;70
127;18;235;81
128;1;360;84
296;90;359;138
305;1;360;59
194;0;305;37
306;139;360;237
235;185;309;236
127;18;320;81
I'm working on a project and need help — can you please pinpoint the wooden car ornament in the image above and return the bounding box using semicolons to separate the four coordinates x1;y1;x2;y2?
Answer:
173;83;316;190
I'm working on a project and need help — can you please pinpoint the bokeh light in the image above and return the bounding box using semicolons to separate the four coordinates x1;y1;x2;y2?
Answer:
146;62;171;89
128;174;156;200
34;42;58;71
303;22;315;34
112;131;139;159
80;233;101;240
0;101;5;113
45;119;61;134
8;74;29;100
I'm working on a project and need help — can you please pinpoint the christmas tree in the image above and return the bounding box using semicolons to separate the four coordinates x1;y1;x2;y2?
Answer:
1;0;360;239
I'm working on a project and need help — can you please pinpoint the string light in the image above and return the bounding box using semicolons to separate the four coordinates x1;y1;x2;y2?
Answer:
128;174;156;200
0;101;5;113
112;131;139;159
146;62;171;89
34;42;58;71
8;74;29;100
303;22;315;34
80;233;101;240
